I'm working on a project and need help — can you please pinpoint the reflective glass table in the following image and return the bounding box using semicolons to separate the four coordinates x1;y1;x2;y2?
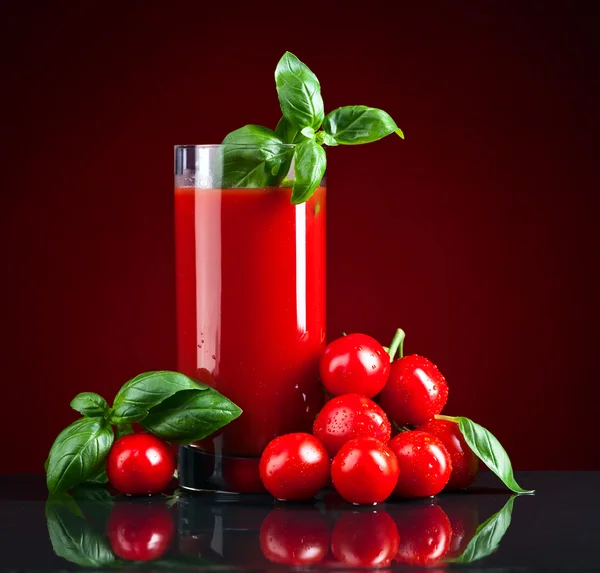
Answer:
0;472;597;572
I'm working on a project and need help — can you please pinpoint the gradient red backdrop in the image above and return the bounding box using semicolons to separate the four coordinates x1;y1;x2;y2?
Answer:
1;2;598;472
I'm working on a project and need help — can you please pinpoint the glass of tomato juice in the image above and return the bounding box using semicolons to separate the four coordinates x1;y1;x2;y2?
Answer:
174;144;326;493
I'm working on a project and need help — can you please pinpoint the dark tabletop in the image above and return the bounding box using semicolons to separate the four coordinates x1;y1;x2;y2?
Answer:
0;472;597;572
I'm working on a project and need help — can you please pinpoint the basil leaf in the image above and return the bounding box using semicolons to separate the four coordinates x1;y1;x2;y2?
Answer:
275;116;305;144
46;417;114;493
140;388;242;444
301;126;316;139
112;370;205;424
108;402;148;424
291;139;326;205
323;105;404;144
315;131;338;146
452;496;516;563
46;493;116;567
454;416;534;494
222;125;293;188
70;392;108;418
116;423;134;439
82;463;108;485
275;51;324;130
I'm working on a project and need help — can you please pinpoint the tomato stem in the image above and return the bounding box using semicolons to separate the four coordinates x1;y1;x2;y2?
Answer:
435;414;460;423
387;329;405;361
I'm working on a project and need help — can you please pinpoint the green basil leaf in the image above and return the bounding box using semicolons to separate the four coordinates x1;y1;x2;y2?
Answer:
301;126;316;139
112;370;205;425
140;388;242;444
275;116;305;144
454;416;534;494
222;125;293;188
46;493;115;567
116;423;134;439
323;105;404;144
452;496;516;563
315;131;338;146
291;139;326;205
46;417;114;493
70;392;108;418
108;402;148;424
275;51;324;130
82;463;108;485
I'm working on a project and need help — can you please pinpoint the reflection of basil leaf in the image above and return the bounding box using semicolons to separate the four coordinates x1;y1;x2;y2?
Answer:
275;52;324;130
454;417;534;494
452;496;516;563
46;417;114;493
46;493;115;567
323;105;403;144
141;388;242;444
222;125;293;188
70;392;108;418
291;139;326;204
71;485;116;527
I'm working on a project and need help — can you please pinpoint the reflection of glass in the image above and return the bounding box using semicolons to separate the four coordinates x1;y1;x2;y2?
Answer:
45;488;518;569
174;145;326;494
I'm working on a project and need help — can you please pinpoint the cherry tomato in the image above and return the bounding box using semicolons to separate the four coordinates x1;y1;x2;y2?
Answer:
259;433;329;500
107;433;175;495
393;504;452;566
331;510;399;567
388;430;452;498
379;355;448;425
260;507;330;565
331;437;399;505
320;334;390;398
418;419;479;489
313;394;391;458
107;500;175;561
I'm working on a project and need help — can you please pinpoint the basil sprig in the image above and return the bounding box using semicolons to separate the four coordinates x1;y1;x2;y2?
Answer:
437;415;534;494
223;51;403;203
45;371;242;493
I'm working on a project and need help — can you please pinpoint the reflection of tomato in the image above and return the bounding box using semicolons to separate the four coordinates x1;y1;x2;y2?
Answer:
260;507;330;565
393;504;452;566
107;501;175;562
438;497;480;557
331;510;399;568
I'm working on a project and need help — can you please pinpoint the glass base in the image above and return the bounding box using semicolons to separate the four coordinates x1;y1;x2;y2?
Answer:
178;445;267;494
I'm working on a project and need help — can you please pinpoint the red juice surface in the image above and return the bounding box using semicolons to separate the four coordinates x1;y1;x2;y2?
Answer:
175;186;326;457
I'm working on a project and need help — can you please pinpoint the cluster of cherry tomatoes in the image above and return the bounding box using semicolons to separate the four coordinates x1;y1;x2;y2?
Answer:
259;331;479;503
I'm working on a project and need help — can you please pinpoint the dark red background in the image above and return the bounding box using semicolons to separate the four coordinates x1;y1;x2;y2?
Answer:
1;2;598;472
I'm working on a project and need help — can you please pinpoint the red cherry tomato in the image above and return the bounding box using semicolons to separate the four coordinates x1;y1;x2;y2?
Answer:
379;355;448;425
418;419;479;489
388;430;452;498
107;433;175;495
260;507;330;566
393;504;452;566
331;510;399;567
331;437;399;505
107;500;175;561
320;334;390;398
313;394;391;458
259;433;329;500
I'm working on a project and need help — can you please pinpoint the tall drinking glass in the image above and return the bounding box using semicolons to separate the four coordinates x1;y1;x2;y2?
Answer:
174;145;326;493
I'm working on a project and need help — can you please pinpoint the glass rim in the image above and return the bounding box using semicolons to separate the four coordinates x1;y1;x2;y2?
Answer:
174;143;296;150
